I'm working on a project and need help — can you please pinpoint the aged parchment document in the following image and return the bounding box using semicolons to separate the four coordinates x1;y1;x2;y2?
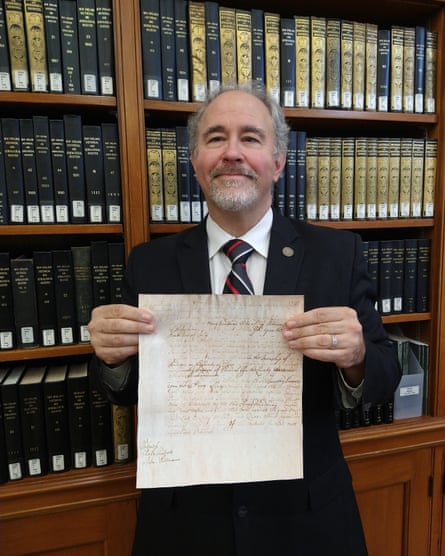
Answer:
137;294;304;489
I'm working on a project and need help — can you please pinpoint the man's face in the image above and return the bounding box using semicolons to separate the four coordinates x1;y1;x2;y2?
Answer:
190;90;285;215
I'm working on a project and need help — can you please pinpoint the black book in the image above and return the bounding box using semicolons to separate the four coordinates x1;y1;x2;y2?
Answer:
101;122;121;223
160;0;176;100
63;114;86;223
366;240;380;309
377;29;390;112
140;0;162;99
89;374;112;467
33;250;57;346
285;130;297;218
91;240;110;307
1;364;26;480
59;0;81;94
108;242;124;303
49;118;69;223
414;26;426;113
296;131;307;221
2;117;25;223
190;172;202;223
77;0;98;94
33;115;56;223
66;361;91;469
52;249;77;345
71;245;93;343
0;366;10;483
19;118;40;224
174;0;189;101
274;169;286;216
416;238;431;312
378;240;393;315
280;17;296;108
43;0;64;93
205;1;220;94
175;125;191;223
391;239;405;314
82;124;105;223
43;363;70;472
10;257;39;348
0;0;11;91
95;0;114;95
403;238;418;313
0;122;8;223
18;365;48;477
0;252;14;349
251;8;265;84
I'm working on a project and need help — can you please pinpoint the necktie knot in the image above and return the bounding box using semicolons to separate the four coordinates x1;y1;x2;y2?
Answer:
222;239;254;295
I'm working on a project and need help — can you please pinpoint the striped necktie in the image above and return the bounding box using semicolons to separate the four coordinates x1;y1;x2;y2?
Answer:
222;239;254;295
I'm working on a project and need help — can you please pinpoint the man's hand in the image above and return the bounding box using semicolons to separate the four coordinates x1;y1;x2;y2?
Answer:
282;306;366;387
88;304;155;367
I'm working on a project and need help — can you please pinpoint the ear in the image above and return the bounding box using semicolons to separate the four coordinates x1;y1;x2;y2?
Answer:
272;152;287;183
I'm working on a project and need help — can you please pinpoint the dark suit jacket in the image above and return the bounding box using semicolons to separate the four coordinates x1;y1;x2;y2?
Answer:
93;213;401;556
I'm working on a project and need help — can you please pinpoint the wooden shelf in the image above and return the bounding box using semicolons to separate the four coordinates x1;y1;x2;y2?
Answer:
0;344;94;363
0;224;123;236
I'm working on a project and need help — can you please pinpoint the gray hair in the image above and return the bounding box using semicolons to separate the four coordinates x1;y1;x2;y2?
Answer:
187;83;290;159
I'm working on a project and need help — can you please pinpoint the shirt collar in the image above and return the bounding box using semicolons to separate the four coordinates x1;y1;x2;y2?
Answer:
206;208;273;259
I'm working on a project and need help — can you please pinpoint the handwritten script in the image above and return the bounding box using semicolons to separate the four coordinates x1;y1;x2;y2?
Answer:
137;294;303;488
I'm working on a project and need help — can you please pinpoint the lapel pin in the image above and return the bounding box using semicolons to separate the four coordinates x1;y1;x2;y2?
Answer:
282;246;294;257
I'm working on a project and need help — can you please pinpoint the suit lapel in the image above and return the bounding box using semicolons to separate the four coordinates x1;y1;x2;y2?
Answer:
177;221;212;293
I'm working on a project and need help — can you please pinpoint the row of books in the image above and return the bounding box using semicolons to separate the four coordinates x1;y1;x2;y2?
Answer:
142;0;437;114
146;125;437;223
362;238;430;315
0;0;115;95
0;241;124;350
336;401;394;430
0;359;134;484
0;115;122;225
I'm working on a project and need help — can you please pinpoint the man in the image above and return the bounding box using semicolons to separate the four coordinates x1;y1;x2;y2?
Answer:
88;84;401;555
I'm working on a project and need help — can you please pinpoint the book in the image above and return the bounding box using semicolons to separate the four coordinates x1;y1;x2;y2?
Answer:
264;11;280;103
19;118;40;224
145;127;163;222
354;137;367;220
305;136;318;220
161;127;178;222
378;240;393;314
310;16;326;108
423;138;437;218
414;26;426;113
66;361;91;469
33;250;57;346
326;18;340;109
63;113;86;223
377;29;390;112
1;364;26;480
280;17;295;107
365;22;378;111
101;122;121;223
340;20;353;109
108;242;124;303
377;137;389;219
295;15;310;108
416;238;430;312
89;376;113;466
352;21;366;111
399;137;413;218
82;124;105;223
204;1;220;94
174;0;189;101
317;137;330;221
236;8;251;85
18;364;48;476
10;257;39;347
77;0;98;94
140;0;162;99
285;130;297;218
43;363;70;472
5;0;29;90
390;26;404;112
365;240;379;304
43;0;63;93
175;125;191;223
2;117;25;223
160;0;176;100
391;239;405;313
410;138;424;217
341;137;354;220
403;27;415;112
23;0;48;91
52;249;76;344
295;130;306;220
251;8;264;85
366;137;378;219
0;120;8;224
0;0;11;91
111;403;133;463
190;171;202;222
0;252;15;349
388;137;401;218
403;238;418;312
59;0;81;94
95;0;114;95
90;240;110;307
49;118;69;223
218;5;236;87
0;366;10;483
188;0;206;101
425;30;437;113
71;245;93;342
329;137;341;220
33;115;55;223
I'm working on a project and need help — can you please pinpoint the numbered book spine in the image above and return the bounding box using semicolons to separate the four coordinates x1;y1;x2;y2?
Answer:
280;17;296;107
305;136;318;220
59;0;81;94
174;0;189;101
403;238;418;313
0;0;11;91
89;377;113;467
414;26;426;113
10;257;39;348
4;0;29;90
49;119;69;223
399;138;413;218
82;124;105;223
43;0;63;93
329;137;341;220
77;0;98;94
63;114;86;223
390;26;404;112
377;137;389;219
19;118;40;224
2;117;25;223
108;242;124;303
159;0;176;100
416;238;431;312
352;21;366;111
33;250;57;346
101;122;121;223
175;125;191;223
310;15;326;108
23;0;48;91
366;137;378;220
285;130;297;218
353;137;367;220
251;8;264;85
33;115;55;223
0;252;15;349
66;362;91;469
70;245;93;343
340;20;353;109
140;0;162;99
90;240;110;307
341;137;354;220
264;11;280;103
410;138;424;218
296;130;307;220
317;137;330;221
377;28;390;112
52;249;77;345
95;0;114;95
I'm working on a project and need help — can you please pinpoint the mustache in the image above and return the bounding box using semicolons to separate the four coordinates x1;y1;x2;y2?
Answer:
210;166;257;180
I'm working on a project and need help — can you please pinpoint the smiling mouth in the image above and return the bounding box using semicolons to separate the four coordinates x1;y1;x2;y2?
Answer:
211;167;256;180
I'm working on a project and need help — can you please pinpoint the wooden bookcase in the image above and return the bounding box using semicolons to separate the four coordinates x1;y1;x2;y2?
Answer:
0;0;444;554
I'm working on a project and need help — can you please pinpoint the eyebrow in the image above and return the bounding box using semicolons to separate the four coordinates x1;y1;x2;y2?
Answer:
203;124;266;140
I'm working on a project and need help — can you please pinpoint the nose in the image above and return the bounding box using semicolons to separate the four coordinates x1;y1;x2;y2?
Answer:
222;137;244;162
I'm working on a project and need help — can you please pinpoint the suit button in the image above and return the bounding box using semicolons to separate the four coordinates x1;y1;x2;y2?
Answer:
237;505;248;518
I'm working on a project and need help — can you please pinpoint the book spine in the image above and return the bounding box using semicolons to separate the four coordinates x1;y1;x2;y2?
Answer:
377;137;389;219
0;367;10;483
140;0;162;99
329;137;341;220
390;26;404;112
414;26;426;113
218;6;236;87
160;0;176;100
2;117;25;223
67;363;91;469
19;118;41;224
424;30;437;114
295;15;310;108
5;0;29;90
235;8;251;85
23;0;48;92
391;239;405;313
377;29;390;112
175;125;191;223
410;138;424;217
33;115;55;223
285;129;297;218
101;122;121;223
95;0;114;95
0;123;7;223
280;17;295;107
59;0;81;94
295;130;306;220
188;1;206;101
145;127;163;222
10;257;39;347
0;0;11;91
264;11;280;103
366;240;379;308
423;138;437;218
0;252;15;349
52;249;77;344
82;124;105;223
43;0;63;93
111;404;133;463
107;242;124;303
326;18;340;109
63;114;86;223
174;0;189;101
161;127;178;222
310;16;326;109
305;136;318;220
77;0;98;94
340;137;354;220
340;20;353;109
416;238;431;312
403;238;418;313
403;26;415;113
352;21;366;111
89;380;113;467
33;250;57;346
317;137;330;221
399;137;412;218
354;137;367;220
364;137;377;219
365;23;378;111
204;1;220;94
49;118;69;223
251;8;264;85
70;245;93;342
388;137;401;218
378;240;393;315
90;240;110;307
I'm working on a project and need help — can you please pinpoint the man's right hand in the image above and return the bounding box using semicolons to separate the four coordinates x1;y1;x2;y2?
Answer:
88;304;155;366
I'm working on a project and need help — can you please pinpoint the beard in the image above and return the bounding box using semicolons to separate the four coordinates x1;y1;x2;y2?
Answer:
208;167;259;211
